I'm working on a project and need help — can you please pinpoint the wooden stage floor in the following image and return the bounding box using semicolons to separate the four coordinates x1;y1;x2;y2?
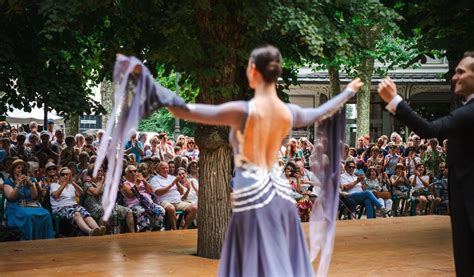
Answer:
0;216;454;276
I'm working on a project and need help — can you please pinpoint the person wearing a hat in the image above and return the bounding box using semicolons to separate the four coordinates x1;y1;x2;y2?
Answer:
3;159;54;240
35;131;59;167
51;167;105;236
46;119;55;141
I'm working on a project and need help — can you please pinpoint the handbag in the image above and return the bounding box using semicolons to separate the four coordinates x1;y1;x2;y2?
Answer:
374;191;391;200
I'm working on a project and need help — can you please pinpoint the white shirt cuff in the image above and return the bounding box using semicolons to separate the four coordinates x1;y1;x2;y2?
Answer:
385;95;403;114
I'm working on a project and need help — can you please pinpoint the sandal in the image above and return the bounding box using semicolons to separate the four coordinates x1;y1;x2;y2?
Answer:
89;227;101;236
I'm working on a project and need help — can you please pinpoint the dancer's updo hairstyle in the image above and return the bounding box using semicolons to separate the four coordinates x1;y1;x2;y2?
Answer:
250;45;282;83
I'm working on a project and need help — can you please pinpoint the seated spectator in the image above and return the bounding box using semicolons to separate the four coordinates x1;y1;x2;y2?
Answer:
38;161;58;208
384;142;402;177
157;133;175;162
128;153;137;166
9;127;18;145
168;160;176;176
3;159;54;240
121;165;165;231
409;163;439;215
146;136;160;158
283;161;303;200
9;134;31;161
52;129;65;150
26;133;40;150
340;160;385;218
433;164;449;214
295;159;319;197
176;167;198;204
82;135;97;157
92;129;104;149
364;167;393;217
26;121;40;145
390;163;410;215
0;137;11;163
50;167;105;236
284;138;303;162
150;161;197;230
45;119;55;139
404;147;421;178
35;131;59;167
299;137;313;170
76;152;90;183
60;136;79;167
390;163;409;198
187;160;199;180
125;131;144;163
423;138;446;177
366;146;384;169
74;134;85;156
83;165;135;233
181;139;199;161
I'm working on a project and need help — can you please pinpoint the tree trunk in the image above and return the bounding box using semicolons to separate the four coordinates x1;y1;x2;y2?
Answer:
192;3;243;259
356;57;374;141
100;79;114;128
66;114;80;136
195;125;233;259
328;66;341;97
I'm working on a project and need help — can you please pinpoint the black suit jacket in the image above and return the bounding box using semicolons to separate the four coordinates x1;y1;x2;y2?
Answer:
395;98;474;229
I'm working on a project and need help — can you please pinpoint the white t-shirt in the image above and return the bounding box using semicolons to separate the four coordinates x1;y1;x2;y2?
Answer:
186;178;199;203
340;172;363;194
409;175;430;190
149;174;181;203
50;183;77;209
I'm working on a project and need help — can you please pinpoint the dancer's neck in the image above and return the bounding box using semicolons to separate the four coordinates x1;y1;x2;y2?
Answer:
253;83;278;100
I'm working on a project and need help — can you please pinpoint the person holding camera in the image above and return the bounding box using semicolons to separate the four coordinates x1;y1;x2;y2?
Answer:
3;159;53;240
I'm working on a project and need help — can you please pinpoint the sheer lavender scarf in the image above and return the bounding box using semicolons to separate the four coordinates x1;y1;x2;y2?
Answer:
309;109;345;276
94;55;188;221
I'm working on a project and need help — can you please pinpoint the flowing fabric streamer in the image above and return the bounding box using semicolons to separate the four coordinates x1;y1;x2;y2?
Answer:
309;108;345;276
94;55;188;221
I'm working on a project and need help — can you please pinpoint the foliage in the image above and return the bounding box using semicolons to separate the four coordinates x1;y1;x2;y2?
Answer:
0;1;107;118
138;65;198;136
389;0;474;71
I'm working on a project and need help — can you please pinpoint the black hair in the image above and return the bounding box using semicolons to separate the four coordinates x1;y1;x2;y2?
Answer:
250;45;282;83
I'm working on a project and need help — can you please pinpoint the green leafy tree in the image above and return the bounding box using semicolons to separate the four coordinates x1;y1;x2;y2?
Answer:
391;0;474;78
0;1;106;126
138;65;199;136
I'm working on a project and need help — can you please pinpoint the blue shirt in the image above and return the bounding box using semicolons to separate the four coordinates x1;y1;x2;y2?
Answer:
125;141;143;163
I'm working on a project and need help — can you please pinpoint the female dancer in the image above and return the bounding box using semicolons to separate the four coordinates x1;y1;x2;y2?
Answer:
97;45;362;276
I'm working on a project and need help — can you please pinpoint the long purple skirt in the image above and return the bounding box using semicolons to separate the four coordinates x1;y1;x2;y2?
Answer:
218;184;313;277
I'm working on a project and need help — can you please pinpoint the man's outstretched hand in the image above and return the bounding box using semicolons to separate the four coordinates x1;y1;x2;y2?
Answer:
378;77;398;103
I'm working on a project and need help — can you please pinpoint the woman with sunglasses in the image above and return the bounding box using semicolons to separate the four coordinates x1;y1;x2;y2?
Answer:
181;139;199;161
3;159;54;240
121;165;165;231
50;167;105;236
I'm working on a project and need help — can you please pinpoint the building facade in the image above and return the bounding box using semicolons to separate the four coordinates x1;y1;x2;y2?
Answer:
287;57;451;145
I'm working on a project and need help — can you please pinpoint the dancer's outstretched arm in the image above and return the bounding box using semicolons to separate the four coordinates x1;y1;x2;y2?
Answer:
168;101;247;130
288;78;363;127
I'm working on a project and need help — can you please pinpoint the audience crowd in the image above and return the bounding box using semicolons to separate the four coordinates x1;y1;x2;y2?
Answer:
0;119;449;241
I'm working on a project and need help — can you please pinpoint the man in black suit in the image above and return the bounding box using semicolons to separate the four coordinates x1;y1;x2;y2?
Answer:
378;51;474;276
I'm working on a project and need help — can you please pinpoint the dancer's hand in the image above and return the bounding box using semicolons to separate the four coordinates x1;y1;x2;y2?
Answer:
347;78;364;93
378;77;397;103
